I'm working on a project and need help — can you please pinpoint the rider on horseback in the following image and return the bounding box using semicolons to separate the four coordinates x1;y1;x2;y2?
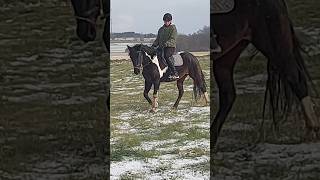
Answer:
152;13;179;80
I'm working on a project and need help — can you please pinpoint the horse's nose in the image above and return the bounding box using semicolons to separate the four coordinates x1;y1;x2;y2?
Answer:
76;21;96;42
134;68;140;75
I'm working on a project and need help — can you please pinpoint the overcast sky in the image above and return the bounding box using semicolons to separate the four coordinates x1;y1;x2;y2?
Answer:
111;0;209;35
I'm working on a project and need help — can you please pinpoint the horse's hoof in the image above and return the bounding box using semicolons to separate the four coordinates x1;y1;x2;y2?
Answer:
171;106;177;111
150;108;157;113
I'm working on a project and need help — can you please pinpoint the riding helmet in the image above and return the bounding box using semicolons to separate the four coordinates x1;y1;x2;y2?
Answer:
163;13;172;21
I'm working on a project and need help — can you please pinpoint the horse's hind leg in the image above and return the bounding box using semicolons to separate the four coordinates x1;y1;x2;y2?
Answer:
285;62;319;137
283;59;318;130
281;59;319;139
252;16;319;138
192;81;210;105
301;97;319;132
211;41;249;148
173;75;187;109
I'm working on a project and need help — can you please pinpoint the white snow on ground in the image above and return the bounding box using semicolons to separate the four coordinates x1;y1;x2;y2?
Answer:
159;116;187;124
180;139;210;151
113;121;139;134
110;155;210;180
110;160;147;178
111;59;211;179
132;139;179;151
188;106;210;114
111;105;210;179
116;111;136;121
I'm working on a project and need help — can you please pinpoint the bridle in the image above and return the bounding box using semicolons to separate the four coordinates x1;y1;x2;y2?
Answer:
133;51;144;71
74;3;100;27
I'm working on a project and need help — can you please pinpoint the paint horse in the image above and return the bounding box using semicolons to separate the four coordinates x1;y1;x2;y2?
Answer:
127;44;209;112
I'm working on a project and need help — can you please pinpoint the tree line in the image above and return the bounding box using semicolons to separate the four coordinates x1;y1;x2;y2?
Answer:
176;26;210;52
112;26;210;52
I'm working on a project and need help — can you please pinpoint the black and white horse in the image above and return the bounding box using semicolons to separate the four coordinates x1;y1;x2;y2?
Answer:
127;44;209;112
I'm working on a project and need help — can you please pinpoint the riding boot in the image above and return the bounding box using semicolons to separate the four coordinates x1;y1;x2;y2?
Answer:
167;56;179;80
156;48;167;66
211;33;222;53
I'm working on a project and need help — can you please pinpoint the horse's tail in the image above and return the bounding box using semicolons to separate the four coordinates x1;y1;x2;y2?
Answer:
290;23;317;96
182;52;207;101
262;11;314;129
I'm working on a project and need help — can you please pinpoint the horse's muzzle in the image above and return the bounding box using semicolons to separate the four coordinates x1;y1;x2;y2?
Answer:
134;68;140;75
76;21;96;42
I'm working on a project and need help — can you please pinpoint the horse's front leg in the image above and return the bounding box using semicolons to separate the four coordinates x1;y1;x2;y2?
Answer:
151;80;160;112
144;80;152;106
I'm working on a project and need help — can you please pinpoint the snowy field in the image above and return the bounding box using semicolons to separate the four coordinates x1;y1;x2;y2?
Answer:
110;56;211;179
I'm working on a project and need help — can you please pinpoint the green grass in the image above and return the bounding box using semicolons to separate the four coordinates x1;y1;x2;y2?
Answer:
287;0;320;27
0;3;108;176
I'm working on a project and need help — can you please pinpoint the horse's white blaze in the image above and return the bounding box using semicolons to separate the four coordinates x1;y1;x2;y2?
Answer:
147;54;168;78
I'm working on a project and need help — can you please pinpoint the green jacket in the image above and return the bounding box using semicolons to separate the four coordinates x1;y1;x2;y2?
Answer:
152;24;177;48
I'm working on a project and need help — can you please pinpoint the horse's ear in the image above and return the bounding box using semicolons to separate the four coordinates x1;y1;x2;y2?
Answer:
127;45;131;52
140;44;145;51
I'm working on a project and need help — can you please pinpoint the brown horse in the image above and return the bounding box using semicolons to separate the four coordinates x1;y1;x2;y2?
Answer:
70;0;109;52
127;44;209;112
211;0;319;148
70;0;110;111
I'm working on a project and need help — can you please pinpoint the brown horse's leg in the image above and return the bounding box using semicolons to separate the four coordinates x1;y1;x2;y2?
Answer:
281;63;318;139
151;80;160;112
144;80;152;106
283;60;319;135
211;41;249;148
173;75;187;109
252;15;319;138
302;97;319;130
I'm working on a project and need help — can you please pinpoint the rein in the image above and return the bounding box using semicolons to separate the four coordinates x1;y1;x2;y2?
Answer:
74;5;100;26
75;16;97;26
134;51;152;71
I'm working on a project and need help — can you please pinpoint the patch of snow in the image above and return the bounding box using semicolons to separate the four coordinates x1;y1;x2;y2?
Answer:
111;160;147;178
132;139;179;151
180;139;210;151
188;106;210;114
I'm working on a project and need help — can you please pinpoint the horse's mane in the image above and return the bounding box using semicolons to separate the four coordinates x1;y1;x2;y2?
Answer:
139;44;157;59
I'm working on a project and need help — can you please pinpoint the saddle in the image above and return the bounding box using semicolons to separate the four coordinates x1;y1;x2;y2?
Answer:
172;53;183;66
211;0;234;14
157;52;184;67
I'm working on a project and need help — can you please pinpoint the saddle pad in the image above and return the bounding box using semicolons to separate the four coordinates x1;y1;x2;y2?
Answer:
211;0;234;14
173;53;183;66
